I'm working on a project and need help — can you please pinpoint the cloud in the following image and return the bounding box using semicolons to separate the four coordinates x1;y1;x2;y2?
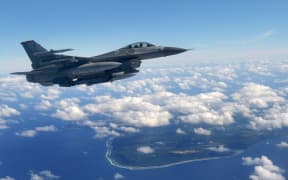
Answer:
30;170;59;180
0;91;17;102
0;104;20;117
237;30;274;45
80;120;139;138
2;61;288;140
137;146;154;154
35;100;52;111
118;126;140;133
145;91;235;126
77;86;284;133
232;83;284;109
21;92;34;99
16;130;37;138
250;104;288;130
230;82;288;130
0;105;20;130
0;77;42;99
93;126;121;138
16;125;57;138
193;65;237;81
53;98;87;121
0;119;9;130
176;128;186;134
79;120;121;138
101;76;170;95
19;104;27;109
180;110;234;126
194;127;212;136
262;30;274;38
0;176;15;180
85;96;171;127
245;63;272;76
276;142;288;149
35;125;57;132
40;88;61;100
242;156;285;180
82;86;241;130
207;145;230;152
174;75;228;91
114;173;125;180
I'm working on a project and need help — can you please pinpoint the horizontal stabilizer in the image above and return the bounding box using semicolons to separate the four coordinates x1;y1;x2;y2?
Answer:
11;72;30;75
33;48;74;56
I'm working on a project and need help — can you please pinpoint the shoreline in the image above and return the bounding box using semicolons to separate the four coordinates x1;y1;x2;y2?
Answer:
105;140;243;170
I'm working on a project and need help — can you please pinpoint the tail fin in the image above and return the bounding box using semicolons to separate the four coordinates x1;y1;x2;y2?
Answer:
21;40;53;69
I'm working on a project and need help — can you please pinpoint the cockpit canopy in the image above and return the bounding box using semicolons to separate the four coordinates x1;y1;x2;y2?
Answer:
121;42;155;49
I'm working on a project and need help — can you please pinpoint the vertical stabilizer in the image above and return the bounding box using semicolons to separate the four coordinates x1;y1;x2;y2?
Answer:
21;40;49;69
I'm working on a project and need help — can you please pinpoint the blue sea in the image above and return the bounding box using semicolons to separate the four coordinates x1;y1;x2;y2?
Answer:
1;114;287;180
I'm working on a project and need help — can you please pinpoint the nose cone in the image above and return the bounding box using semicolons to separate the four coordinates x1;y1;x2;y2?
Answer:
163;47;188;56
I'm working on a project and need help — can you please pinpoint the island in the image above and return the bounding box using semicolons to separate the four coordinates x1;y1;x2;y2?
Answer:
105;124;287;170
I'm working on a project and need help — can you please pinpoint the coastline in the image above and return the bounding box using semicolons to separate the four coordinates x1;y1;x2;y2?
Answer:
105;140;244;170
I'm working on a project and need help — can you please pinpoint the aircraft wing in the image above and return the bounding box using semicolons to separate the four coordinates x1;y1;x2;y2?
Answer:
11;64;60;75
10;72;30;75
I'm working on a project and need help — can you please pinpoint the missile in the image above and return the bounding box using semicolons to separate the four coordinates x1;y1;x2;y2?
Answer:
69;62;122;77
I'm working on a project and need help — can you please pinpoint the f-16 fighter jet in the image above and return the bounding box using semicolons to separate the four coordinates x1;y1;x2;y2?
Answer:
12;40;188;87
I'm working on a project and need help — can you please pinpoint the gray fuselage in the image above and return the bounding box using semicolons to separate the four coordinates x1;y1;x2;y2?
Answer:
12;41;187;87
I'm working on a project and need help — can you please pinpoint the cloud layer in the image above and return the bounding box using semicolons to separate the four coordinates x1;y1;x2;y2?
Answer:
0;60;287;138
242;156;285;180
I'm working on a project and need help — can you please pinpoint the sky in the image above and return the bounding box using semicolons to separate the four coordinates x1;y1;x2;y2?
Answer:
0;2;288;178
1;0;288;73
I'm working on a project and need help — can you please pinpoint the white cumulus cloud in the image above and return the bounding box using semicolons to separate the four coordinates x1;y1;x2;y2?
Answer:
0;104;20;117
176;128;186;134
40;88;61;100
0;176;15;180
0;119;9;130
0;105;20;130
145;91;235;126
30;170;59;180
242;156;285;180
16;130;37;138
232;83;284;109
114;173;125;180
85;96;171;127
207;145;230;152
35;100;52;111
16;125;57;138
250;104;288;130
137;146;154;154
276;142;288;149
35;125;57;132
53;98;87;121
194;127;212;136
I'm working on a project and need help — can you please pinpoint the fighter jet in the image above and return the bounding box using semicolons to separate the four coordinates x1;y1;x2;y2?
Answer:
11;40;188;87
